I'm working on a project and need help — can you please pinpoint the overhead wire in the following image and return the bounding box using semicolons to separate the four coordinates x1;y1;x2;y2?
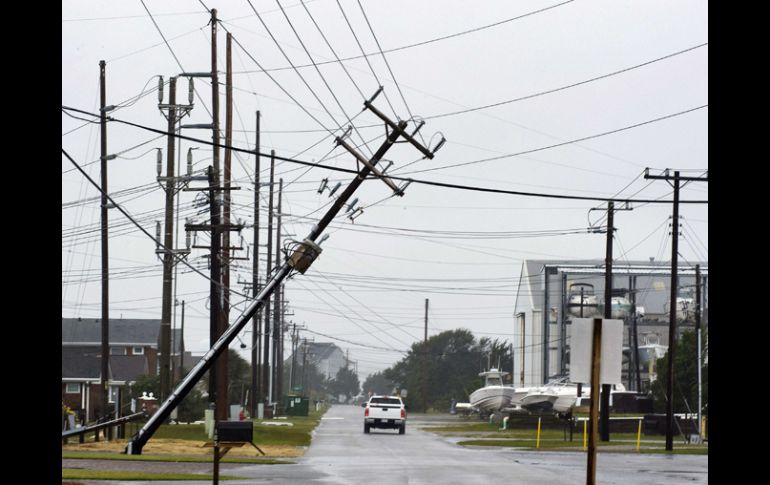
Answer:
272;0;375;157
333;0;397;116
355;0;425;145
61;106;709;204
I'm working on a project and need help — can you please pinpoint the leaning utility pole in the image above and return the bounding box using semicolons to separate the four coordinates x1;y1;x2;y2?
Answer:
99;60;110;421
644;168;708;451
251;110;261;417
125;90;439;454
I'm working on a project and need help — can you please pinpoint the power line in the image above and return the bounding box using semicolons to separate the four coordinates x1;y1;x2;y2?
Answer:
425;43;708;121
334;0;397;116
236;0;577;75
61;106;709;204
406;105;709;175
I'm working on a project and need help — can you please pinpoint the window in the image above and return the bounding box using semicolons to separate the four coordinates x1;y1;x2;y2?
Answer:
110;347;127;355
65;383;80;394
132;347;144;355
109;385;120;403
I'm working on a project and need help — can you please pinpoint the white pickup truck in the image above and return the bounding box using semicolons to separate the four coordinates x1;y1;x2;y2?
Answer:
363;395;406;434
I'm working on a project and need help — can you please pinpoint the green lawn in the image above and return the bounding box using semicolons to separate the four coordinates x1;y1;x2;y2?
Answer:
142;405;329;447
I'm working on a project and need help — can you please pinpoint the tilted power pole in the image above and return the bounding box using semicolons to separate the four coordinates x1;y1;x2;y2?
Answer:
125;90;440;454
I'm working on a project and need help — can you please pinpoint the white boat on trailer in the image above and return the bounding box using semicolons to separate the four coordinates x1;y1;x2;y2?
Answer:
469;368;516;413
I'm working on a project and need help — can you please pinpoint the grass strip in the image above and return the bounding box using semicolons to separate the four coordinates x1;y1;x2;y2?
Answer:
62;469;242;480
62;451;293;464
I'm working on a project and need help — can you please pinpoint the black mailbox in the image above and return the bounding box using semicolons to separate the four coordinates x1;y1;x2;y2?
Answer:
216;421;253;442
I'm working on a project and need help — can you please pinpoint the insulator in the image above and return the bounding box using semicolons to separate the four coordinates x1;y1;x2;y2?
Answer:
157;76;164;103
318;178;328;194
328;182;341;197
188;78;194;105
187;148;193;176
156;149;163;176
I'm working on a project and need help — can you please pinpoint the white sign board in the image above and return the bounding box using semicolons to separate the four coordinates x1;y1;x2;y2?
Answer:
569;318;623;385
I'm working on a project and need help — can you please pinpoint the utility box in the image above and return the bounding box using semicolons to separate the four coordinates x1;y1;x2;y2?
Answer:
284;396;309;416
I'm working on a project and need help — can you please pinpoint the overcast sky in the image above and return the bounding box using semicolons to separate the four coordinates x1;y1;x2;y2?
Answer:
62;0;708;382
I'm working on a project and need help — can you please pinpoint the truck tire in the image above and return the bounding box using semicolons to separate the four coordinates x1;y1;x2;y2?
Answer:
399;423;405;435
364;423;370;434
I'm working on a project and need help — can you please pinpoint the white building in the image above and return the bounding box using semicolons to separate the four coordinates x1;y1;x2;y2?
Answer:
512;260;707;391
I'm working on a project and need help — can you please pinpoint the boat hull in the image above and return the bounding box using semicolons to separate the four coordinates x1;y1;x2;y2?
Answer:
469;386;515;412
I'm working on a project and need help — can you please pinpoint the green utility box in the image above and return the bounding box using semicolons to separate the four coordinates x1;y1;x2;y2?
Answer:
284;396;309;416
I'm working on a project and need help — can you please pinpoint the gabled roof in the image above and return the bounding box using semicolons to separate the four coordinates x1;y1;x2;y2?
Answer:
304;342;342;361
61;346;148;382
110;355;148;382
62;346;101;380
62;318;162;346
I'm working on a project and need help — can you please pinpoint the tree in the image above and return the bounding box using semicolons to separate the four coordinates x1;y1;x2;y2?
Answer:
282;350;332;400
650;329;708;416
202;349;252;405
329;366;360;401
127;374;160;403
362;371;396;396
382;329;507;412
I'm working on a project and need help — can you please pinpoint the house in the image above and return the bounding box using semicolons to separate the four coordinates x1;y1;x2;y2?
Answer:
295;342;346;380
61;317;185;422
512;260;708;392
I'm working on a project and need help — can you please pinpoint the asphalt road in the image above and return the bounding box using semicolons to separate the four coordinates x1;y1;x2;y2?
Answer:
64;404;708;484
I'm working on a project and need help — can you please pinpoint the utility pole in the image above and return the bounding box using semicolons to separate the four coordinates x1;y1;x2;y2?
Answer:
630;275;641;391
208;166;223;417
159;77;178;403
180;301;186;377
577;287;584;398
695;264;702;440
251;110;261;417
126;90;437;454
208;7;228;423
600;202;614;442
99;60;110;421
217;32;234;422
289;323;298;392
517;312;525;387
274;180;284;409
263;152;275;406
423;298;429;413
644;168;708;450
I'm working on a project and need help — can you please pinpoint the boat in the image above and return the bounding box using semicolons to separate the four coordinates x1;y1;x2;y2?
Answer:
521;377;578;413
567;283;600;317
468;368;516;413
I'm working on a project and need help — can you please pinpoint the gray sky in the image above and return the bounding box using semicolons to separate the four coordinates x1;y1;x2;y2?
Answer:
62;0;708;382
